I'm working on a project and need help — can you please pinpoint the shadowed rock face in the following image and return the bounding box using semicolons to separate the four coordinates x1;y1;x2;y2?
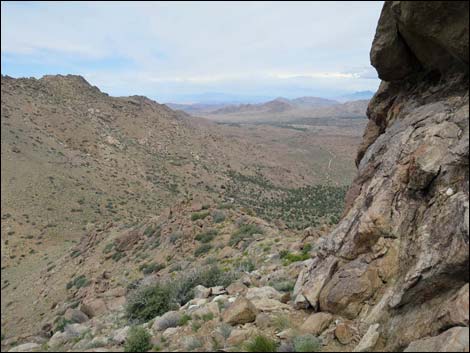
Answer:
297;1;469;351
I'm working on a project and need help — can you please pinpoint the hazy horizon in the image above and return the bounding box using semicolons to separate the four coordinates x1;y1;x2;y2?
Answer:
1;1;383;103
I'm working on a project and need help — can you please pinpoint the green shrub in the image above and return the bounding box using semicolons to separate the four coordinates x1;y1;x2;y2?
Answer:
139;262;165;275
245;335;278;352
53;316;72;332
126;265;239;323
293;334;321;352
281;252;310;266
191;321;202;332
195;244;212;257
124;326;151;352
272;314;291;331
235;258;256;272
103;243;114;254
178;314;191;326
125;282;177;323
191;211;210;221
270;279;295;293
112;251;125;262
195;229;218;243
202;312;214;321
66;275;89;290
229;224;263;247
212;210;226;223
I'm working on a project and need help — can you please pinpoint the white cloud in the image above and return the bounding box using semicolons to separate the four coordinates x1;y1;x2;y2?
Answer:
1;1;383;101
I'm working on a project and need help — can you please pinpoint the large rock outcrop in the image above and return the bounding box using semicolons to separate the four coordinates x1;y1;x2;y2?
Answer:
296;1;469;351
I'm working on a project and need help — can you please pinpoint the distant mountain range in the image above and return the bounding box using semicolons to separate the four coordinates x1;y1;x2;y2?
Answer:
166;92;372;117
167;95;370;124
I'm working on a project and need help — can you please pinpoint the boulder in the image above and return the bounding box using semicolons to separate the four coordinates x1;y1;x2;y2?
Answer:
211;286;226;295
319;258;382;319
370;1;419;81
293;256;337;310
246;286;283;302
335;320;359;345
222;297;258;325
64;308;89;324
226;282;248;296
194;285;211;299
79;298;107;318
111;326;130;344
250;298;290;312
227;328;256;346
438;283;469;327
8;343;40;352
299;312;333;335
353;324;380;352
404;327;469;352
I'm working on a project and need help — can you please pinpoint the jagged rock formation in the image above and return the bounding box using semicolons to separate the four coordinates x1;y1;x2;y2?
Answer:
296;1;469;351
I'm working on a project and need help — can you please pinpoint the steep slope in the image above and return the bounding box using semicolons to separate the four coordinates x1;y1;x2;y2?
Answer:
295;1;469;351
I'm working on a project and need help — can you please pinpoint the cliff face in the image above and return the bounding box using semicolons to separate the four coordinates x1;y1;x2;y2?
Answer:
296;1;469;351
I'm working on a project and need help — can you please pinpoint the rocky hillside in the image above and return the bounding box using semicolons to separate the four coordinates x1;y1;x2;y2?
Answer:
295;1;469;351
1;1;468;352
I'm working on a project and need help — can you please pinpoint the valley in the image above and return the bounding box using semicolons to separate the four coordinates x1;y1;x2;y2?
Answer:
1;74;365;344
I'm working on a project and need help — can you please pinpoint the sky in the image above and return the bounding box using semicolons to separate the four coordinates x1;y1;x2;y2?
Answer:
1;1;383;103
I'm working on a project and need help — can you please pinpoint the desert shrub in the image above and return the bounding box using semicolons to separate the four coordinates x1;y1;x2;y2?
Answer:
191;211;210;221
53;316;72;332
229;224;263;247
103;243;114;254
218;323;232;340
169;231;182;244
66;275;89;290
186;337;203;351
178;314;191;326
280;251;310;266
112;251;125;262
172;265;237;305
245;335;278;352
139;262;165;275
202;312;214;321
292;334;321;352
125;282;177;323
273;314;291;331
143;224;161;237
127;265;239;323
124;326;151;352
191;321;201;332
235;258;256;272
195;244;212;257
212;210;226;223
195;229;218;243
269;279;295;293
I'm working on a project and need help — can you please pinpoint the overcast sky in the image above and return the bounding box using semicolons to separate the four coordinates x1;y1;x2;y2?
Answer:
1;1;383;103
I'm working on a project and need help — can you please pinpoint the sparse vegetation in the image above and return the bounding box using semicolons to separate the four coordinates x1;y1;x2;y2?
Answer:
124;326;152;352
191;211;210;221
293;334;322;352
139;262;165;275
66;274;90;290
229;223;263;247
195;244;212;257
126;265;238;323
212;210;226;223
245;335;278;352
195;229;218;243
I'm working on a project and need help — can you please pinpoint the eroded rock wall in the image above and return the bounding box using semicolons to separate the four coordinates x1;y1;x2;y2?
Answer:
296;1;469;351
